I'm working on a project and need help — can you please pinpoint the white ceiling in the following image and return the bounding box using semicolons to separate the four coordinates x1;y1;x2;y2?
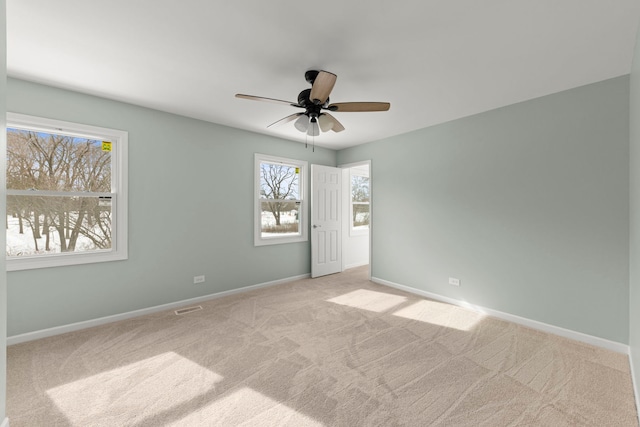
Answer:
7;1;640;150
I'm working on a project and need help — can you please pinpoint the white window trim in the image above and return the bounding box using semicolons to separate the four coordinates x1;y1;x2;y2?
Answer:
6;112;128;271
350;168;370;237
254;153;308;246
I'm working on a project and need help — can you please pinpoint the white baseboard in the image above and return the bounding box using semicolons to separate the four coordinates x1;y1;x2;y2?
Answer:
630;353;640;424
344;261;369;270
7;273;310;346
372;276;630;355
1;417;9;427
7;272;630;354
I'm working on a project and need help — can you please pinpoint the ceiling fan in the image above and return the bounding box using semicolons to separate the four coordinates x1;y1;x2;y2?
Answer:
235;70;390;136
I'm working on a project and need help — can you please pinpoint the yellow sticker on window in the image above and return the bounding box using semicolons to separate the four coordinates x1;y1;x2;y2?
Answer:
295;168;300;174
102;141;112;152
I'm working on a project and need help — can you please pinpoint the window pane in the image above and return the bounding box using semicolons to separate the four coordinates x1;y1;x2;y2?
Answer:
6;195;112;257
353;203;370;229
260;162;299;200
352;176;370;203
7;128;111;192
260;201;300;237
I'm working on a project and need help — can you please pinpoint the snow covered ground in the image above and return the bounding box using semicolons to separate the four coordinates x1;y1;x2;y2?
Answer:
260;211;299;237
6;215;104;257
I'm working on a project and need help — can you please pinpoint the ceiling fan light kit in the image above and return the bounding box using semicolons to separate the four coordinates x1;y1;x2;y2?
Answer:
236;70;391;139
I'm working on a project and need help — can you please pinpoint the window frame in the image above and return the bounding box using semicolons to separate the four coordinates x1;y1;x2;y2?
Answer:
350;168;370;236
6;112;128;271
254;153;308;246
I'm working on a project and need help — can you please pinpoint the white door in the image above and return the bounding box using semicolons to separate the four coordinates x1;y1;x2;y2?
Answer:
311;164;342;278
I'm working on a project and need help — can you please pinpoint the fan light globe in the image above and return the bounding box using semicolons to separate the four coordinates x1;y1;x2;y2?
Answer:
318;114;334;132
308;120;320;137
294;115;309;132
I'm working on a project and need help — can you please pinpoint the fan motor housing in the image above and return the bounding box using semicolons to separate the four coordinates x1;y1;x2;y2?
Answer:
297;89;312;107
298;89;329;108
298;89;326;119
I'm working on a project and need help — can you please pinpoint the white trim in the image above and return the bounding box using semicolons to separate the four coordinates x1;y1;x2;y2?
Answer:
631;353;640;424
7;190;113;197
8;113;123;141
7;273;309;346
0;417;9;427
372;276;630;354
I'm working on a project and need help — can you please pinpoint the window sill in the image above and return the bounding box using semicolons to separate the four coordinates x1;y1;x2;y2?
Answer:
7;250;127;271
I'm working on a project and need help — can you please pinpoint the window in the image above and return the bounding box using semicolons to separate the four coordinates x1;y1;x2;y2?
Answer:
255;154;307;246
6;113;128;270
350;169;370;235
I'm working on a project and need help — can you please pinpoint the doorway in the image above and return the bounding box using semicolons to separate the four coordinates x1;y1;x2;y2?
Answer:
340;161;371;277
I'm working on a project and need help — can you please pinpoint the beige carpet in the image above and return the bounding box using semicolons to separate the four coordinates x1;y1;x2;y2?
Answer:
7;266;639;426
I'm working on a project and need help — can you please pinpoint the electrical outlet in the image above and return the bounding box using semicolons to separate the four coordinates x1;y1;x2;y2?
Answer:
193;275;205;284
448;277;460;286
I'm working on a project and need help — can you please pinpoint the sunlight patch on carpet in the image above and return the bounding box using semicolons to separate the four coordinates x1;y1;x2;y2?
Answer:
327;289;407;313
46;351;223;425
393;299;485;331
169;387;324;426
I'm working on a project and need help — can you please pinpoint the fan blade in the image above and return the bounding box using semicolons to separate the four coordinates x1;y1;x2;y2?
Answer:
323;113;345;132
309;71;337;105
235;94;300;108
327;102;390;112
267;113;304;128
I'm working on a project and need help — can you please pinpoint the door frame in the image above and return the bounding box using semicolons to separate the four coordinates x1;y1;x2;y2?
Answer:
338;160;372;280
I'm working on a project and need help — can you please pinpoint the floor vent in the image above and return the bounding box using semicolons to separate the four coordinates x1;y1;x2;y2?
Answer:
175;306;203;315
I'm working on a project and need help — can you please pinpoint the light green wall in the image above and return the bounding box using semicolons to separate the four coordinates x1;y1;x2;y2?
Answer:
0;0;7;420
6;78;336;336
629;20;640;407
339;76;630;343
5;73;632;346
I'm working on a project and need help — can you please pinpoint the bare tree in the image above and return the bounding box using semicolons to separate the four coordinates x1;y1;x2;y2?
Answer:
6;129;112;255
351;175;370;225
260;163;299;227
